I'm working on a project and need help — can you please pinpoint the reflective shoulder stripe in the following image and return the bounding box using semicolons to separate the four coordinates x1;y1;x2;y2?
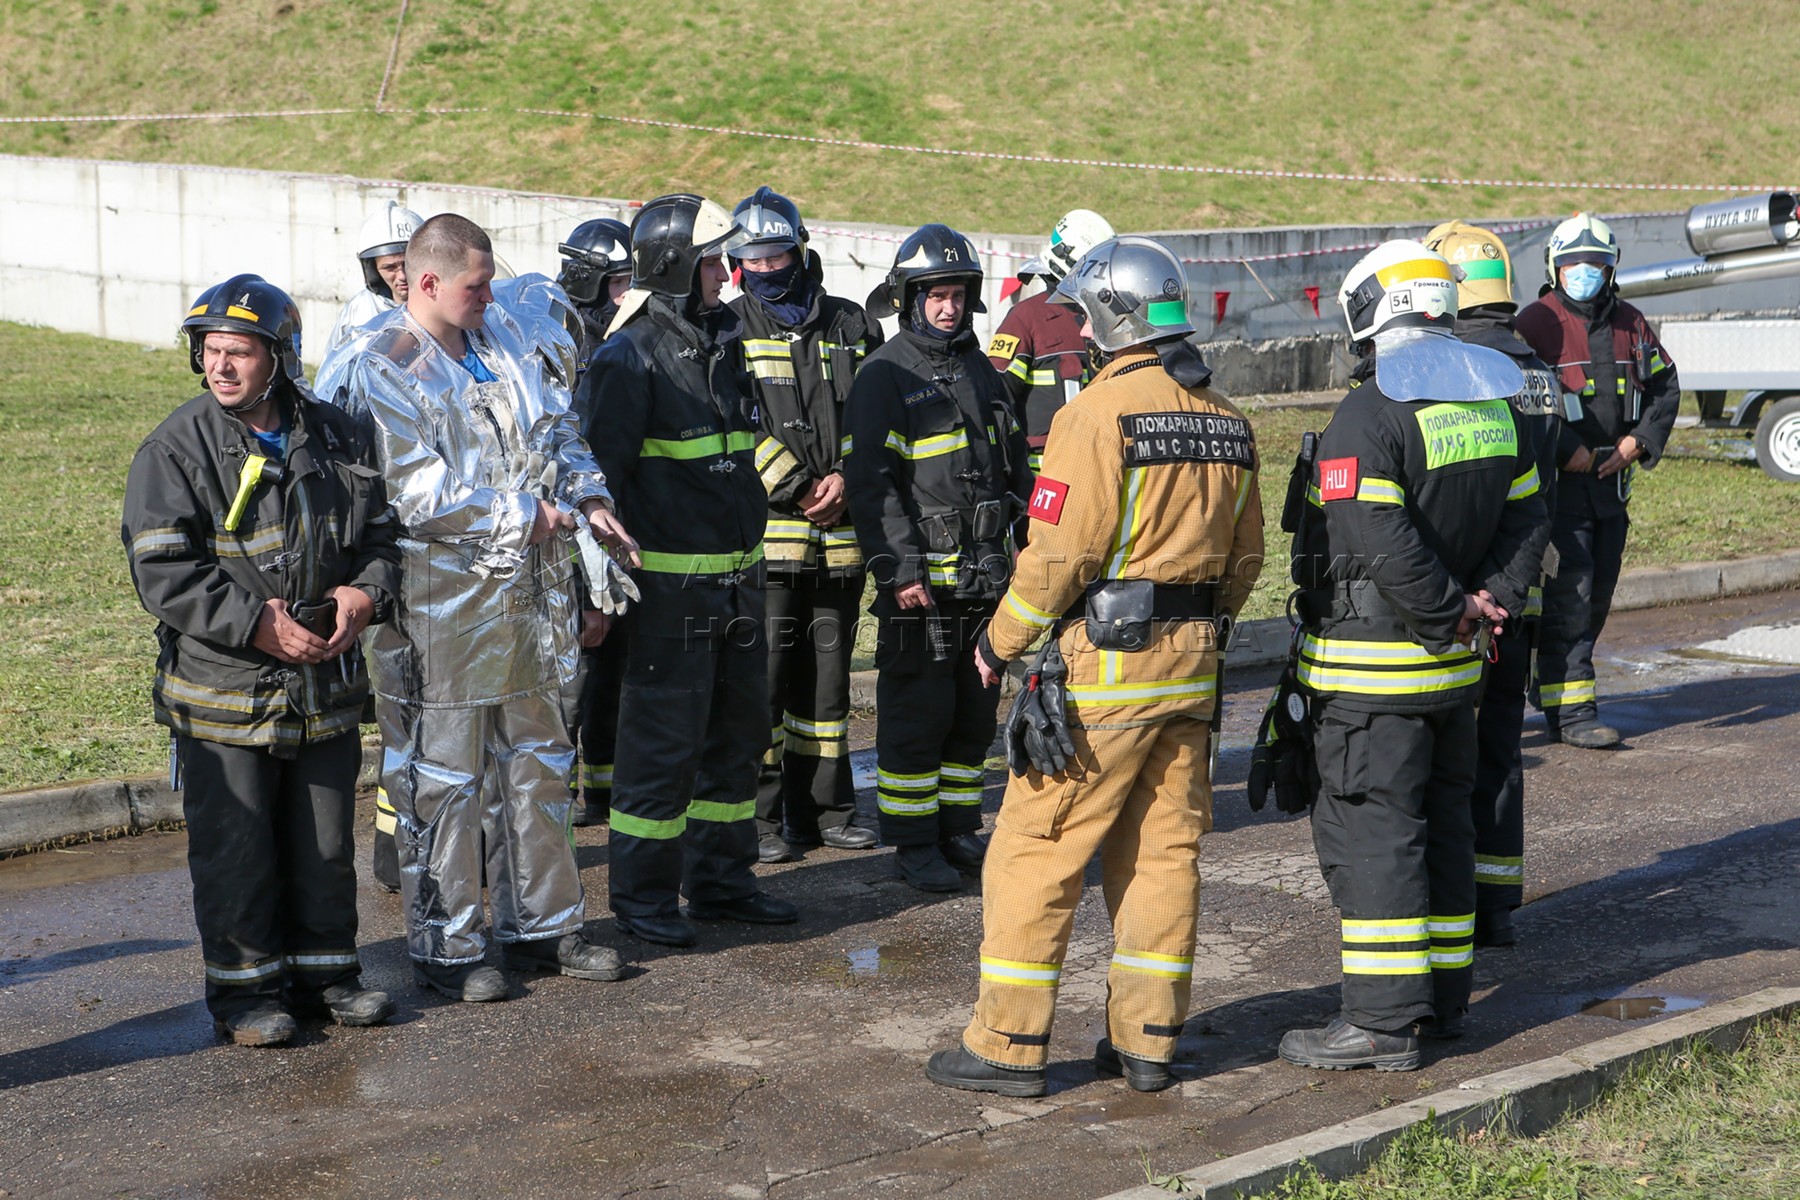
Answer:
1507;462;1541;500
1233;471;1254;521
1355;476;1405;505
1005;357;1032;381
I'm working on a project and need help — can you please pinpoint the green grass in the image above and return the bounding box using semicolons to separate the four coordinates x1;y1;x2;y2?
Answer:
3;1;1799;233
1;322;1795;790
1251;1010;1800;1199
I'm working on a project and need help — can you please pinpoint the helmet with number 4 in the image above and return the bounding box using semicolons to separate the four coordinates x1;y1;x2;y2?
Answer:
1338;240;1459;344
180;273;305;385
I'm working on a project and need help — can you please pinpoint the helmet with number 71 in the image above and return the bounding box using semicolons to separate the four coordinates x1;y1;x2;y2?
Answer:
1338;239;1459;344
1051;235;1195;351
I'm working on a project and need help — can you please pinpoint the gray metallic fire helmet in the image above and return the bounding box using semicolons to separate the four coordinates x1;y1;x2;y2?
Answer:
731;187;807;262
180;274;304;385
556;218;632;305
866;223;987;317
1050;236;1195;352
1338;240;1459;344
627;193;750;299
356;201;422;298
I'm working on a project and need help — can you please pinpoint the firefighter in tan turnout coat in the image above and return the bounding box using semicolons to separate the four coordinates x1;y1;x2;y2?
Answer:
926;237;1264;1097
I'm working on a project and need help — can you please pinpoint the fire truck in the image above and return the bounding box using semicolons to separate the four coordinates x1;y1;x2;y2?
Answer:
1614;192;1800;481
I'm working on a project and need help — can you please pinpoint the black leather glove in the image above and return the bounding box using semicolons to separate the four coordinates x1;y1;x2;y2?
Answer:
1005;640;1077;776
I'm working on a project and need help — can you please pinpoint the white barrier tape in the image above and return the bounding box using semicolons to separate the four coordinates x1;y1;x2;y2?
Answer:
4;103;1795;198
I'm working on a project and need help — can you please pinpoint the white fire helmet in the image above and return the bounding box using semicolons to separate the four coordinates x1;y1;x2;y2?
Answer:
356;201;423;297
1040;209;1116;282
1338;239;1459;344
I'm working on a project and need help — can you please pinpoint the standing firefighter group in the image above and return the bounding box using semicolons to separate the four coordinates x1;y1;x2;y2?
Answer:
122;193;1672;1089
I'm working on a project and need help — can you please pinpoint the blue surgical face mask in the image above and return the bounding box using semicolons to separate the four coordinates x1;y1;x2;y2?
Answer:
1561;263;1608;303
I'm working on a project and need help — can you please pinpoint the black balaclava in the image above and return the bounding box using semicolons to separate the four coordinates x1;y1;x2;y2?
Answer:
740;257;814;326
907;280;968;342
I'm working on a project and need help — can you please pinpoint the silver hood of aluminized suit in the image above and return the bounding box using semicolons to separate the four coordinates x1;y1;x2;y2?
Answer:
345;286;610;707
323;288;397;363
1373;326;1525;404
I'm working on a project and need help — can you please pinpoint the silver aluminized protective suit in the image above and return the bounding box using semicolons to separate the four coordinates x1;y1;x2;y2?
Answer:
324;289;397;363
344;284;609;964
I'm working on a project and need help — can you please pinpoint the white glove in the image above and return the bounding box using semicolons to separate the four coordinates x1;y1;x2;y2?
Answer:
572;522;641;615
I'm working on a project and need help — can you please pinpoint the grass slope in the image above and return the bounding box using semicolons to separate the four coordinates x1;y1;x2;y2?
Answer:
3;1;1798;232
4;322;1796;791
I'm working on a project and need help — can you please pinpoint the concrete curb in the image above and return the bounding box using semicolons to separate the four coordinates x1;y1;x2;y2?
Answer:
1097;985;1800;1200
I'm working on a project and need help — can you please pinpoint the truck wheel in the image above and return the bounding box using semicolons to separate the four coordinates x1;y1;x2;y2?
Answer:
1755;396;1800;482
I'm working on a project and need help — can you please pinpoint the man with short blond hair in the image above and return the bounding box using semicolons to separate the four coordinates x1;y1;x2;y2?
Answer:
345;211;637;1001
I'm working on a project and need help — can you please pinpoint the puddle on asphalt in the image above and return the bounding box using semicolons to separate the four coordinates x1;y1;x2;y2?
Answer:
1578;994;1706;1021
0;830;190;895
821;940;930;984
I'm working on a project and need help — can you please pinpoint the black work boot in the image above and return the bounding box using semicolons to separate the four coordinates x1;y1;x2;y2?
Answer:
1474;908;1517;948
413;960;509;1003
924;1046;1047;1098
570;800;609;828
1094;1038;1175;1092
1418;1011;1466;1040
758;832;800;864
895;845;961;892
614;912;698;947
940;832;988;873
502;932;623;981
214;1003;298;1047
290;982;396;1027
818;822;878;850
686;891;799;925
1279;1016;1420;1071
1557;719;1621;749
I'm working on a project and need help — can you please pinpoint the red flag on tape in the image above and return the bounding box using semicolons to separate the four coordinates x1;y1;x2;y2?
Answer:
1213;291;1229;326
1000;276;1024;304
1304;285;1321;319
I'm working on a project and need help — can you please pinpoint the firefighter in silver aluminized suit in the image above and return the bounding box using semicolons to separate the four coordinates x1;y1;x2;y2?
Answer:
343;213;638;1002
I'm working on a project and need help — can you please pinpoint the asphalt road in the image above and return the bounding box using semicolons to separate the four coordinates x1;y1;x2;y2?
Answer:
2;590;1797;1199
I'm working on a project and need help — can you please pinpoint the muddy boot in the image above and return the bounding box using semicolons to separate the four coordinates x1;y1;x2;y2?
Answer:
924;1046;1046;1097
502;933;623;981
290;982;396;1027
1279;1016;1420;1071
1557;719;1621;749
413;960;509;1003
214;1003;297;1047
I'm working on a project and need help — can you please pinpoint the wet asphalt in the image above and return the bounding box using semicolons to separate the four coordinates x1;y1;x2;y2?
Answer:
2;589;1797;1199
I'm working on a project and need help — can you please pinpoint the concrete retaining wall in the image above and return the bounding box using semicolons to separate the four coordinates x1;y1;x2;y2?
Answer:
6;154;1796;393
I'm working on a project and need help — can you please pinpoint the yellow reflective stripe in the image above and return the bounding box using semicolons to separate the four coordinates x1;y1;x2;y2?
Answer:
1524;587;1543;618
1028;368;1058;387
877;794;938;815
1301;634;1477;667
1110;950;1194;978
687;799;754;823
157;671;278;715
1003;588;1059;632
609;809;686;839
940;761;985;805
839;433;854;457
1431;946;1474;969
1475;855;1523;881
1105;467;1148;578
747;358;796;382
580;763;614;788
980;957;1061;987
1342;917;1428;943
876;767;937;787
940;763;984;781
636;545;764;575
926;551;962;585
1005;357;1032;382
207;525;287;559
1067;674;1218;707
1307;483;1323;509
1356;477;1405;505
1233;471;1254;521
1341;950;1432;975
742;338;792;358
1375;258;1454;286
641;431;757;460
130;527;190;557
765;518;814;538
783;712;848;738
884;428;970;459
1428;913;1475;935
1538;678;1597;707
1508;463;1541;500
1298;659;1484;695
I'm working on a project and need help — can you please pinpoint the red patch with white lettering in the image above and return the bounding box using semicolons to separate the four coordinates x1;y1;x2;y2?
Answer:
1318;457;1359;501
1028;478;1069;524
